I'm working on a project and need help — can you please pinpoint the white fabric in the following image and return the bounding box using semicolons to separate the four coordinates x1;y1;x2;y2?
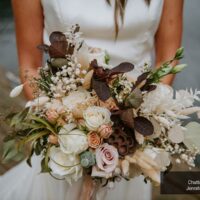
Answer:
0;0;163;199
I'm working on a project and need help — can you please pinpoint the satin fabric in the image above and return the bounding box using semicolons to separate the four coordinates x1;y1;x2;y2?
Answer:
0;0;163;199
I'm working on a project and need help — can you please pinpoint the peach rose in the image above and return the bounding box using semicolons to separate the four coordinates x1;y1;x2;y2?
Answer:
57;118;66;126
99;97;119;111
48;135;58;144
98;124;113;139
46;109;59;123
87;132;101;149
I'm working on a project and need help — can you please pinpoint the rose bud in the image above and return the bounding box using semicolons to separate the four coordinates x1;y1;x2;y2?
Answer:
98;124;113;139
87;132;102;149
48;135;58;144
46;109;59;123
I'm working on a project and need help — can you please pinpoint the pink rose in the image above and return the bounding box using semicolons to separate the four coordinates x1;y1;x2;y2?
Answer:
95;143;118;173
98;124;113;139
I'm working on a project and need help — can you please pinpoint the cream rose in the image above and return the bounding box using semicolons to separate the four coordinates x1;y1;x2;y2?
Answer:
83;106;111;131
58;123;88;154
62;88;91;110
48;146;83;184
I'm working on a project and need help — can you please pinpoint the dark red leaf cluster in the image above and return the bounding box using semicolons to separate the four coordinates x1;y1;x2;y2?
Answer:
91;59;134;101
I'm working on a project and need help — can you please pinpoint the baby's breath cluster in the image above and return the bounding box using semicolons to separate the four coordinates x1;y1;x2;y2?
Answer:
111;75;133;103
49;58;86;98
154;133;198;167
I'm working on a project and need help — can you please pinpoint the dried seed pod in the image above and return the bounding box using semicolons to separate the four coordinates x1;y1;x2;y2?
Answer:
106;128;136;157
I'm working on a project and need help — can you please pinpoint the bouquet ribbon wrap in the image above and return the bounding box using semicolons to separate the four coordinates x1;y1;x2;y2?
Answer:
80;175;107;200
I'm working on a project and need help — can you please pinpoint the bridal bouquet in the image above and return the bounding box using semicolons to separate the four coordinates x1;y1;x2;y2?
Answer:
4;25;200;187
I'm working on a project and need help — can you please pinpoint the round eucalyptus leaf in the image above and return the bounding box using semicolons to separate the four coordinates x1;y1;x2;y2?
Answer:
184;122;200;150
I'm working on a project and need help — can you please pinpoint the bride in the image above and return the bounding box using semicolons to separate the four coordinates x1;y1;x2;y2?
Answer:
0;0;183;199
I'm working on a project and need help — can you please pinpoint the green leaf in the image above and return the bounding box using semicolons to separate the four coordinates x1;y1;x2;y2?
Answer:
41;158;49;172
21;122;45;129
7;107;29;128
104;52;110;64
174;47;184;60
30;115;56;134
2;140;24;163
41;145;51;173
3;135;16;142
26;146;34;167
17;130;49;150
35;140;43;155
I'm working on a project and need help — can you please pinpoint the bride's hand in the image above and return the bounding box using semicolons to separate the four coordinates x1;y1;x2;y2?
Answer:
154;0;183;86
20;67;39;100
12;0;44;100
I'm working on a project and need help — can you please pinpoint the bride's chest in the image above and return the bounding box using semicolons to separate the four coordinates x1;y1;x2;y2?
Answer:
41;0;163;40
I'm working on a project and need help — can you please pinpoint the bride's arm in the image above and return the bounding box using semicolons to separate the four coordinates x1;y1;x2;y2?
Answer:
12;0;44;99
155;0;184;85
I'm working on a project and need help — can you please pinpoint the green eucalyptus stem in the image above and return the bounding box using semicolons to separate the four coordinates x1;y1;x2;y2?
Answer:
147;47;186;84
49;172;65;180
45;144;51;171
50;156;80;168
30;115;57;135
17;130;49;150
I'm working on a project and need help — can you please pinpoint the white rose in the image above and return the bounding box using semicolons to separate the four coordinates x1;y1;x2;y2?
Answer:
83;106;111;131
49;146;83;184
141;83;174;114
58;123;88;154
62;88;91;110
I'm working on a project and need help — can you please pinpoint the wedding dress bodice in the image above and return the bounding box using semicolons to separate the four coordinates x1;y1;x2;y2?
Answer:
41;0;163;71
0;1;164;200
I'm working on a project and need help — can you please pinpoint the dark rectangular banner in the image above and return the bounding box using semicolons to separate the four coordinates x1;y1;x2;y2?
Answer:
161;172;200;194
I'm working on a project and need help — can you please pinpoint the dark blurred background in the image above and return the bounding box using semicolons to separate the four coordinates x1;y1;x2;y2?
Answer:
0;0;200;200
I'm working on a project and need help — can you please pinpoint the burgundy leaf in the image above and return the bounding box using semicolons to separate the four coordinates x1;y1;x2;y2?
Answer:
49;31;66;44
49;46;66;58
49;32;67;58
141;84;157;92
120;109;134;129
109;62;134;76
90;59;99;68
73;24;80;33
37;44;49;53
91;60;109;80
92;78;111;101
135;72;150;86
134;116;154;136
147;85;157;92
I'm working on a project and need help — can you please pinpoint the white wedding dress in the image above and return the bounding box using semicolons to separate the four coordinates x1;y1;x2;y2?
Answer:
0;0;163;199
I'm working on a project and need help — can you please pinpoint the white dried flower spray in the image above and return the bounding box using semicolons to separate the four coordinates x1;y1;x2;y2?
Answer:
9;84;24;98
